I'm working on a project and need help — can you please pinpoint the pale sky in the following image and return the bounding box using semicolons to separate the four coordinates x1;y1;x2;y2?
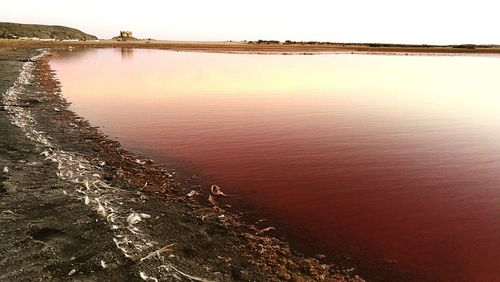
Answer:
1;0;499;44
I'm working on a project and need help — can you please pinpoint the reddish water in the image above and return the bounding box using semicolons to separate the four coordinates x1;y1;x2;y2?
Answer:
51;49;500;281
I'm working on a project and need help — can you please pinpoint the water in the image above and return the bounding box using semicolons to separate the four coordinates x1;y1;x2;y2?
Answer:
51;48;500;281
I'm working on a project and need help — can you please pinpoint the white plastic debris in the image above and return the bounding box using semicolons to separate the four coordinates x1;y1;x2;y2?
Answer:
84;179;90;190
139;272;148;280
68;269;76;276
140;213;151;219
170;266;207;282
256;226;276;234
107;213;117;223
100;260;107;269
208;195;218;206
2;166;8;173
211;185;228;196
139;271;158;281
140;243;175;262
96;199;107;217
127;212;142;225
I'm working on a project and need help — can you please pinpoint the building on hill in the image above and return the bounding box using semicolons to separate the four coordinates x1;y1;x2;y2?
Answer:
119;31;132;40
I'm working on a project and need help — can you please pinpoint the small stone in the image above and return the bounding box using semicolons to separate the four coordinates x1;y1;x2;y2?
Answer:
307;267;320;276
292;276;307;282
315;254;326;260
277;267;291;281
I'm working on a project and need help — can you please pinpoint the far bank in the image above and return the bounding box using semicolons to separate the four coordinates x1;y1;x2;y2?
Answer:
2;39;500;55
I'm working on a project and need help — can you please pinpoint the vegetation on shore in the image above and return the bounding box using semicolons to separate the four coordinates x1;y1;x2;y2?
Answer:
0;22;97;40
247;39;500;49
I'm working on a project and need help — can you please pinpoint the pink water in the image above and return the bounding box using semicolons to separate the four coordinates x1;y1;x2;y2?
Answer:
51;48;500;281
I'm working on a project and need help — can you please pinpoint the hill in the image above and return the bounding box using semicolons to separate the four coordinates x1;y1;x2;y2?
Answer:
0;22;97;40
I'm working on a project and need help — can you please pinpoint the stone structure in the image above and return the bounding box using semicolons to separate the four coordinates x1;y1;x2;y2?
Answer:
120;31;132;38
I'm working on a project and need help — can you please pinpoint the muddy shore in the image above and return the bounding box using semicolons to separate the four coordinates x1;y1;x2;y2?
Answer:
2;39;500;55
0;47;375;281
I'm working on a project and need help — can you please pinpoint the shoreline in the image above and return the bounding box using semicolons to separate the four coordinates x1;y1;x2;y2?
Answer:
0;48;369;280
2;39;500;56
0;45;436;281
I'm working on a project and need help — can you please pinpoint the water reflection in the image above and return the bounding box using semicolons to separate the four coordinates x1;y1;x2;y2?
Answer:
50;49;500;281
120;48;134;60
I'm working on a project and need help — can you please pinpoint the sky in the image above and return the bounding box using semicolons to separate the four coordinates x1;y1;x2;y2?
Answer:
1;0;499;44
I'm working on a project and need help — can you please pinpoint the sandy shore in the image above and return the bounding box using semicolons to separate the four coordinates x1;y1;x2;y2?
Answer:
2;39;500;55
0;47;376;281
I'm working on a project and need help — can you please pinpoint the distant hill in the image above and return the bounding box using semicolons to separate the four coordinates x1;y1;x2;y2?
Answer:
0;22;97;40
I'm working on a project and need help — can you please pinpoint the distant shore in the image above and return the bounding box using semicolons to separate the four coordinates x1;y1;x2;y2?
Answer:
2;39;500;55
